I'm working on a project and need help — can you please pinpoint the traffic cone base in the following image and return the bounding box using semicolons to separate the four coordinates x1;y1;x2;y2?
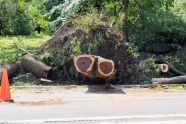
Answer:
0;99;14;103
0;68;14;102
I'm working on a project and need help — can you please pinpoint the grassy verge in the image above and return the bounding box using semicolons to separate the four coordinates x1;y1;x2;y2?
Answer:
0;34;51;64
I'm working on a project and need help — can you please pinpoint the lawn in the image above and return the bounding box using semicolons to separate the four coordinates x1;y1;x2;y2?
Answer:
0;34;51;64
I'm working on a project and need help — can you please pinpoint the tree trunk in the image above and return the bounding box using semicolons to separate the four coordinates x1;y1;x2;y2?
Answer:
21;54;52;79
152;76;186;84
123;0;129;43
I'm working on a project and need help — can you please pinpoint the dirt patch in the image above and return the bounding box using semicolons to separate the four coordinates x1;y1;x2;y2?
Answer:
0;98;64;106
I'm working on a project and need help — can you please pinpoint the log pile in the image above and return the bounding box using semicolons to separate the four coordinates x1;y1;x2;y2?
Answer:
74;54;115;88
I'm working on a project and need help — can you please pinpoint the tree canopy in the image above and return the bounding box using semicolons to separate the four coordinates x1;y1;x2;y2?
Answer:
0;0;185;50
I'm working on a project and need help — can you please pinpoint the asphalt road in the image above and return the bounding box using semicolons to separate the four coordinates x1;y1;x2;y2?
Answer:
0;86;186;123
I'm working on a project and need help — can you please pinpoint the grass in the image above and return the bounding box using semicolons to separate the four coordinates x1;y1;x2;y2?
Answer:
13;81;34;86
151;84;186;90
0;33;51;64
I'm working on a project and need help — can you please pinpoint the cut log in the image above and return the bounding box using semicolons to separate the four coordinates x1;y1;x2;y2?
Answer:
158;64;169;73
21;54;52;79
155;58;186;76
96;56;115;78
74;54;95;77
74;54;115;78
152;76;186;84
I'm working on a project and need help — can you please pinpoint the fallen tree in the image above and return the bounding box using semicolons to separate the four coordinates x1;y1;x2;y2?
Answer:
21;54;52;79
152;76;186;84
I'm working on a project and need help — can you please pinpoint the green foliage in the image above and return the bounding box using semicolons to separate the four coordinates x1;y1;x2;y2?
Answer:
163;50;186;73
128;0;186;50
91;36;104;55
45;0;82;32
70;39;82;59
73;11;103;32
0;0;50;35
0;0;33;35
127;43;139;58
0;34;51;64
48;38;82;68
13;81;33;86
138;58;160;83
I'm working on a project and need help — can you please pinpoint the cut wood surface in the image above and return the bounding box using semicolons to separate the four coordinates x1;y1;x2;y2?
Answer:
74;54;115;78
158;64;169;73
97;56;115;78
152;76;186;84
74;54;95;77
21;54;52;79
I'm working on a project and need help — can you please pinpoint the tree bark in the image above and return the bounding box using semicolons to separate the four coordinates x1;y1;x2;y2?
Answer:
123;0;129;43
152;76;186;84
21;54;52;79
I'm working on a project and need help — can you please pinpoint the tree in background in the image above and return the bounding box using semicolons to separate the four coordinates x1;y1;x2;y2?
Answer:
0;0;49;35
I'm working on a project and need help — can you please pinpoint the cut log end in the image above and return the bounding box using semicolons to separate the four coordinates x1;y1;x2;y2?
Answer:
74;54;115;78
97;58;115;77
159;64;169;73
74;55;95;76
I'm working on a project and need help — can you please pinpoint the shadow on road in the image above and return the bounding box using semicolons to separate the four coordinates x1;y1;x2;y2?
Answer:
86;85;125;94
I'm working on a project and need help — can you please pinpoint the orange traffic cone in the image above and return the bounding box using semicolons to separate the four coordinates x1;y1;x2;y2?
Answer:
0;68;13;102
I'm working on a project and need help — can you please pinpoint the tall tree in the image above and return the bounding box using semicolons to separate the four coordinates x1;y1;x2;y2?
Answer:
123;0;129;43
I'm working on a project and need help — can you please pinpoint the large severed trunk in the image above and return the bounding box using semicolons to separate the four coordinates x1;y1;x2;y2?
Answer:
21;54;52;79
74;54;115;79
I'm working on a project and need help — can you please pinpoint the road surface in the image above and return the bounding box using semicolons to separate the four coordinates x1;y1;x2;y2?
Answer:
0;86;186;123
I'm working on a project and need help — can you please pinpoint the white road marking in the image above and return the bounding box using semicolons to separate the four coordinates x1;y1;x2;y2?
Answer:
1;114;186;123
